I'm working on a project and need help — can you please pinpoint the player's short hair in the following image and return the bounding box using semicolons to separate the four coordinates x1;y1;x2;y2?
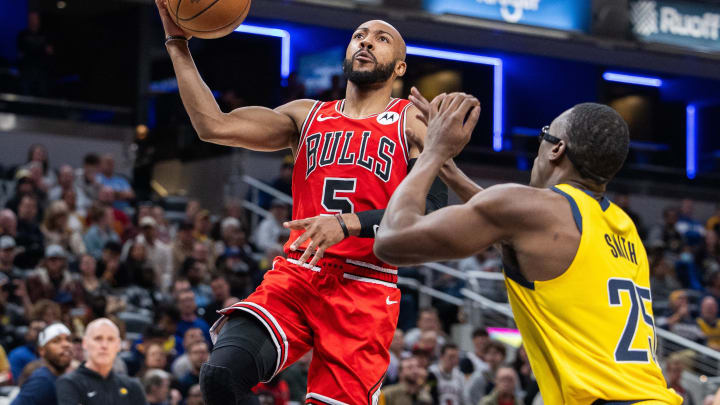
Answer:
483;340;507;358
440;343;459;356
472;328;489;339
83;153;100;166
563;103;629;185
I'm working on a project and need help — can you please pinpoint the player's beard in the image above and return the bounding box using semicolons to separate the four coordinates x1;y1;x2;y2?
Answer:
342;57;396;87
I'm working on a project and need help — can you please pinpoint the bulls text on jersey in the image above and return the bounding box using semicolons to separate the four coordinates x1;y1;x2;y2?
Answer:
305;130;396;182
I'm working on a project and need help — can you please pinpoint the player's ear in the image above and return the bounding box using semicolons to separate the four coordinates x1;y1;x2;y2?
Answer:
394;60;407;77
548;141;567;163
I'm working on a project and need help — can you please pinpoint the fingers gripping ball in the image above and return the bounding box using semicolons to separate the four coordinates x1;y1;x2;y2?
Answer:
167;0;252;39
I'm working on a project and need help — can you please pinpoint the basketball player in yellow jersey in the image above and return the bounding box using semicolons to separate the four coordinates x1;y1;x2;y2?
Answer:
374;90;683;405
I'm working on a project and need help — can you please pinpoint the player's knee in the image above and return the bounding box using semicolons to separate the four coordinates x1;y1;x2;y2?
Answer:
200;346;258;405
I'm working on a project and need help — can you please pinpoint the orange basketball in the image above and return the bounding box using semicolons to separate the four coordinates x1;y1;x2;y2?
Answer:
166;0;251;39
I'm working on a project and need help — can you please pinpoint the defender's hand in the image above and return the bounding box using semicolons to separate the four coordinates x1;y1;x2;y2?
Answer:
156;0;192;40
424;92;481;159
284;214;355;267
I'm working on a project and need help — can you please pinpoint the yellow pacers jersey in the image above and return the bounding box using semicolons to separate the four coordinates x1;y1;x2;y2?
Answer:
505;184;682;405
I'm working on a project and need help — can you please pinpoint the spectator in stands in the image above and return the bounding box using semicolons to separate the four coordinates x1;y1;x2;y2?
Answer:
97;186;131;237
192;209;212;243
177;340;208;397
428;343;464;405
8;319;45;382
26;245;81;304
511;346;538;405
41;200;86;258
697;296;720;350
203;274;232;325
138;342;167;378
405;308;446;351
14;194;45;269
0;209;17;237
123;216;173;292
279;72;306;104
665;353;695;405
657;289;705;343
75;154;101;213
48;165;75;202
170;327;204;380
172;221;195;272
479;366;523;405
56;318;146;405
258;157;293;209
699;229;720;275
142;369;178;405
151;206;172;243
253;199;289;254
465;341;508;404
5;173;39;217
11;323;72;405
677;199;706;242
283;350;311;403
60;189;84;233
116;241;154;289
180;258;212;308
253;376;290;405
96;241;122;284
0;345;10;385
30;299;62;325
0;236;30;305
649;207;683;254
185;200;201;224
16;12;53;97
175;289;211;345
649;250;682;309
213;216;242;256
381;356;432;405
186;384;204;405
84;203;120;259
191;239;215;274
460;328;490;378
97;154;135;210
386;329;407;385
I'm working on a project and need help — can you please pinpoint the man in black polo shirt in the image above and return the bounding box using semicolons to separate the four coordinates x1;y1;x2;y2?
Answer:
56;318;146;405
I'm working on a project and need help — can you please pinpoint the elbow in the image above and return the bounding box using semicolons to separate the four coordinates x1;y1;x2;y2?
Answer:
374;232;415;266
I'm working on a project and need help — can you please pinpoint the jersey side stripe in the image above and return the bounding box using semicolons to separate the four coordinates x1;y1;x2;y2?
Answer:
295;101;323;160
397;102;412;162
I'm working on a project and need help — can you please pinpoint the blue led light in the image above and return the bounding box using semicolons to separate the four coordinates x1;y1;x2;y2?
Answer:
235;24;291;79
686;104;697;180
406;46;504;151
602;72;663;87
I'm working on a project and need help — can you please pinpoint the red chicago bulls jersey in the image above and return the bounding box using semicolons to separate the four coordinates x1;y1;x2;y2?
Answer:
285;98;412;268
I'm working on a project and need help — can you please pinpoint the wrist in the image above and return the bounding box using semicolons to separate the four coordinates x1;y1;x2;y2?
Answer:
342;213;361;237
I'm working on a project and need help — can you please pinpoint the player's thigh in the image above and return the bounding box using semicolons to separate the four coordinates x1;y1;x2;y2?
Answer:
306;275;400;405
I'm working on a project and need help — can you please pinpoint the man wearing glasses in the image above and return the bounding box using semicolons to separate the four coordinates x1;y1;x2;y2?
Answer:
375;94;683;405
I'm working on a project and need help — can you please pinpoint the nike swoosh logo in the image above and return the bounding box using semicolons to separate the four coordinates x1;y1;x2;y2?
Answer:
386;296;399;305
317;115;340;122
87;392;97;398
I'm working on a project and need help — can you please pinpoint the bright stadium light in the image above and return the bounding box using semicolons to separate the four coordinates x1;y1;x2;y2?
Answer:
686;104;697;180
602;71;663;87
406;45;504;152
235;24;291;79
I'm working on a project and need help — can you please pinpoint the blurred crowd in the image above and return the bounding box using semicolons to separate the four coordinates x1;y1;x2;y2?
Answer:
0;141;718;405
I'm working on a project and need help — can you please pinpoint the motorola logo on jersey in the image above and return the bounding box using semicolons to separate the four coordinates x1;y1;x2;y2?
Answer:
377;111;400;125
305;130;396;182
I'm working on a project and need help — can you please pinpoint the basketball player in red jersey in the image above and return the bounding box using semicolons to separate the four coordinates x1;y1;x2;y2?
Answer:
156;1;479;403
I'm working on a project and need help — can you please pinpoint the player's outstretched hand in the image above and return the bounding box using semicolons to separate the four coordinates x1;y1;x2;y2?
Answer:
409;86;443;127
284;215;348;267
156;0;192;40
423;92;481;159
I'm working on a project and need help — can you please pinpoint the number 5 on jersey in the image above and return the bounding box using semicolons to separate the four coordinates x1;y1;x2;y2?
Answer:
322;178;357;214
608;278;657;364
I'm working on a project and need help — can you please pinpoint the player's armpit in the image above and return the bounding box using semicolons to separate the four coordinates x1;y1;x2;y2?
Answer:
374;183;538;265
199;99;314;153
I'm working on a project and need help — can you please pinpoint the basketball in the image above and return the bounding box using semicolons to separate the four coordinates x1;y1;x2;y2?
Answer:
166;0;251;39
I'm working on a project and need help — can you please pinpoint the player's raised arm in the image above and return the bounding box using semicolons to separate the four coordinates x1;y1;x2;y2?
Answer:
156;0;310;152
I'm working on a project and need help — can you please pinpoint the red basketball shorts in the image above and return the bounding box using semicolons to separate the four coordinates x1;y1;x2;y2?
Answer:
211;252;401;405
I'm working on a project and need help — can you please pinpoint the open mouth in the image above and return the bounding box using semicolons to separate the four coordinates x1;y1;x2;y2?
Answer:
354;51;375;63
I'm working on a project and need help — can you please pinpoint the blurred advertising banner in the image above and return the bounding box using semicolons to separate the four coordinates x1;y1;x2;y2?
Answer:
630;0;720;52
422;0;592;32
